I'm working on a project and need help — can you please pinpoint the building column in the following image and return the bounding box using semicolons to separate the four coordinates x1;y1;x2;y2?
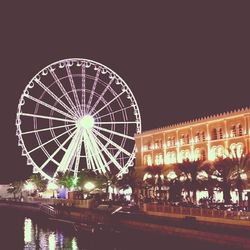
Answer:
224;119;229;154
206;123;211;161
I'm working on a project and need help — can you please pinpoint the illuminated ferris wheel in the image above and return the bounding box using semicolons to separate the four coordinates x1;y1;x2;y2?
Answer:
16;58;141;180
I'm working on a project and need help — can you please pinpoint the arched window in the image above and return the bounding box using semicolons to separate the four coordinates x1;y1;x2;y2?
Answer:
194;148;201;161
196;132;201;142
155;154;163;165
211;128;217;140
210;146;217;160
218;128;223;139
171;152;176;163
231;125;236;137
201;131;206;141
238;124;243;136
180;134;185;145
236;143;243;157
186;134;190;144
171;137;175;146
201;149;206;160
165;152;171;164
217;146;224;157
144;155;152;166
167;137;171;147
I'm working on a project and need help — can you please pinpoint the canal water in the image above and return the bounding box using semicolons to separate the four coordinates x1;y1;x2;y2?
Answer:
0;208;242;250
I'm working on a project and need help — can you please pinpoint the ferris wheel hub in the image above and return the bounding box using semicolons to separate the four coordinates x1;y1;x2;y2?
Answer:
78;115;95;129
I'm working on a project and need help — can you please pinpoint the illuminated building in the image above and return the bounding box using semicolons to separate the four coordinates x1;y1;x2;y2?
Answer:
135;107;250;178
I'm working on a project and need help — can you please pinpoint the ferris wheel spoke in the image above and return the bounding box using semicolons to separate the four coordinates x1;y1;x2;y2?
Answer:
21;124;74;135
19;112;76;123
92;90;125;117
73;138;83;177
65;65;82;116
95;121;139;125
93;128;130;157
24;94;76;120
86;68;101;113
81;64;86;115
49;67;80;117
40;129;77;171
88;78;114;115
56;128;84;174
85;140;97;172
34;78;77;118
93;125;134;140
82;132;92;170
83;129;101;173
28;126;76;154
86;129;108;173
98;105;133;119
92;132;123;171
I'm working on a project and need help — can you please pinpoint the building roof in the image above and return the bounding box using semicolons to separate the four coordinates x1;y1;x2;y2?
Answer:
135;107;250;137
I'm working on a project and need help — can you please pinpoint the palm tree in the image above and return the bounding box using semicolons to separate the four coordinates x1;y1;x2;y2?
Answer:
29;173;47;193
117;168;142;200
228;152;250;205
56;171;76;190
213;157;234;204
163;166;182;202
77;169;97;189
176;160;202;203
144;165;164;200
198;161;216;201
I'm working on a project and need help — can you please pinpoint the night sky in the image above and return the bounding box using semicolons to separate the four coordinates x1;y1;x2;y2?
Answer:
0;2;249;182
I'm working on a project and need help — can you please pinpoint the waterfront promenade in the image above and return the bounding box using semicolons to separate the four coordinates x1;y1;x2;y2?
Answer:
1;199;250;249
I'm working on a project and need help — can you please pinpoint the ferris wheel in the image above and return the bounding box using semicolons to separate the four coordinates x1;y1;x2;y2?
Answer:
16;58;141;181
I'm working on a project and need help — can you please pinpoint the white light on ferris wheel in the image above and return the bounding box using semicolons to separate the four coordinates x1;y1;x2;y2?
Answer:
16;58;141;181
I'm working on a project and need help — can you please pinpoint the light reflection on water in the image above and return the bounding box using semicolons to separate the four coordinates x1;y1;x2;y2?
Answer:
23;217;78;250
0;208;236;250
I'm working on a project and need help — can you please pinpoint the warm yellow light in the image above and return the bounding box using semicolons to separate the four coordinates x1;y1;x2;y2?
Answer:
24;181;35;191
47;182;58;190
84;182;95;191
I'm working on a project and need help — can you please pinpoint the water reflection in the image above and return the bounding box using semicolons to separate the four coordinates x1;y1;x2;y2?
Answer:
24;218;32;244
0;208;239;250
23;217;78;249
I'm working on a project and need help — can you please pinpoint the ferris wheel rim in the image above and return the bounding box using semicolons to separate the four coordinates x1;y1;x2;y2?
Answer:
16;58;141;180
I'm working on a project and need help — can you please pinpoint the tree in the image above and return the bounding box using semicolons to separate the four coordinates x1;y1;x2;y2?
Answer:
29;173;48;193
175;160;202;203
7;180;25;199
143;165;165;200
213;157;234;204
56;171;77;190
198;161;216;201
163;166;182;202
117;168;141;195
228;152;250;205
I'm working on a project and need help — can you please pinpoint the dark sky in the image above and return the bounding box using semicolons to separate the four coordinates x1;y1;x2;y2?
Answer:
0;2;249;182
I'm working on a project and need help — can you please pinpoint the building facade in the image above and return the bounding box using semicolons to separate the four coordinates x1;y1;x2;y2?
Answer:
135;107;250;178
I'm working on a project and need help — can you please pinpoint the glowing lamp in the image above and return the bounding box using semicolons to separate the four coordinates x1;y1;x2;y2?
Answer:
84;182;95;191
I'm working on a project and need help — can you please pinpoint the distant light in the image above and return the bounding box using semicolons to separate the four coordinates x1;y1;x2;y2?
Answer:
47;182;58;190
167;171;177;180
24;218;32;243
72;237;78;250
48;233;56;250
24;181;35;191
84;182;95;191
